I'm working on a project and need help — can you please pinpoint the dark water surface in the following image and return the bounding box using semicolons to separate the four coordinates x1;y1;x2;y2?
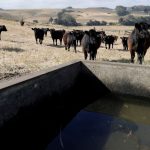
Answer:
46;95;150;150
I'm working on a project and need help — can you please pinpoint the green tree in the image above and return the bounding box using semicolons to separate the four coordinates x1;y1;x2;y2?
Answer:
115;6;129;16
56;10;78;26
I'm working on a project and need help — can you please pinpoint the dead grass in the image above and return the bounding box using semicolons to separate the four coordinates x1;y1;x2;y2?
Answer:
0;18;150;81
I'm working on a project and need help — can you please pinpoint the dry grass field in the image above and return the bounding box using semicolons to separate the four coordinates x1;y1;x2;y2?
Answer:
0;8;150;81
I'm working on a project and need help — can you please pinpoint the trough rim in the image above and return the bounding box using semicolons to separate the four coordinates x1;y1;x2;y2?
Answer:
0;59;150;90
0;60;82;90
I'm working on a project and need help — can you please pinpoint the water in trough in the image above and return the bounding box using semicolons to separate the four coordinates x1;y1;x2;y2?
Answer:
46;95;150;150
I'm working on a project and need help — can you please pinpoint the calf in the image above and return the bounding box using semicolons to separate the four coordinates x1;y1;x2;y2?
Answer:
0;25;7;40
32;28;45;44
120;37;128;50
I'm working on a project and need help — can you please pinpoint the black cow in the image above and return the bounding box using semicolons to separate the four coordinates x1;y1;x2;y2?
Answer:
63;31;77;53
81;29;101;60
120;37;128;50
97;30;106;43
73;30;84;46
32;28;45;44
50;29;65;45
128;22;150;64
104;35;115;49
0;25;7;40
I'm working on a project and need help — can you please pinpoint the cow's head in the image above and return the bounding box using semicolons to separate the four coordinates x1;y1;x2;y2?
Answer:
135;22;150;32
0;25;7;31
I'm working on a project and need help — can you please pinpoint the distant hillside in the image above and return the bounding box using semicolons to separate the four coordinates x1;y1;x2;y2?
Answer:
0;6;147;25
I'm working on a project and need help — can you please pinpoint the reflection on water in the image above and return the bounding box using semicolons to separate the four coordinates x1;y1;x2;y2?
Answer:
46;95;150;150
86;95;150;125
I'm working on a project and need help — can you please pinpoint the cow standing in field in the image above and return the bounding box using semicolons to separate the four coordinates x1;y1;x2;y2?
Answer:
120;37;128;50
97;30;106;43
50;29;65;45
104;35;115;49
32;28;45;44
63;31;77;53
128;22;150;64
73;30;84;46
81;29;101;60
0;25;7;40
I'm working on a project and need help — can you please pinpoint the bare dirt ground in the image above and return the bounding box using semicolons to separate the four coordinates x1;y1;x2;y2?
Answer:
0;19;150;81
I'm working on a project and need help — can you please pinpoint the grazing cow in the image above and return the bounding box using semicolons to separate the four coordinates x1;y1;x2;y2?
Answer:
128;22;150;64
0;25;7;40
73;30;84;46
50;29;65;45
63;31;77;53
120;37;128;50
104;35;115;49
32;28;45;44
81;29;101;60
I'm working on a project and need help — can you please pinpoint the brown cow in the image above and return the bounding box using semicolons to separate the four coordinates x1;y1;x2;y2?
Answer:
128;22;150;64
63;31;77;53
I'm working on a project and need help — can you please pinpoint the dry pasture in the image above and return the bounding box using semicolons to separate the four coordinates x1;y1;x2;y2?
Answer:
0;19;150;81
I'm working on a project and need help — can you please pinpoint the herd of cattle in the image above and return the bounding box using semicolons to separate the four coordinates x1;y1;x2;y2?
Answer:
1;22;150;64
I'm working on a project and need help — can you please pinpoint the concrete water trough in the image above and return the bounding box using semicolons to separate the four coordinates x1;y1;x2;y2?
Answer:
0;60;150;150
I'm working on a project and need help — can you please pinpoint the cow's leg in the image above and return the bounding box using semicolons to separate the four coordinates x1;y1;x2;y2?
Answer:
0;32;1;40
137;54;143;64
112;43;113;49
91;52;95;60
65;44;67;50
68;44;70;51
73;41;77;53
94;50;97;60
56;39;57;46
39;39;42;44
84;50;87;60
109;44;110;49
105;43;107;49
80;40;81;46
52;39;54;45
89;53;92;60
35;38;38;44
130;50;135;63
60;39;62;45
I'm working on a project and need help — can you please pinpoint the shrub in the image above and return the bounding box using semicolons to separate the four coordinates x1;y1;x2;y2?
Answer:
115;6;129;16
86;20;107;26
119;15;150;25
56;10;78;26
